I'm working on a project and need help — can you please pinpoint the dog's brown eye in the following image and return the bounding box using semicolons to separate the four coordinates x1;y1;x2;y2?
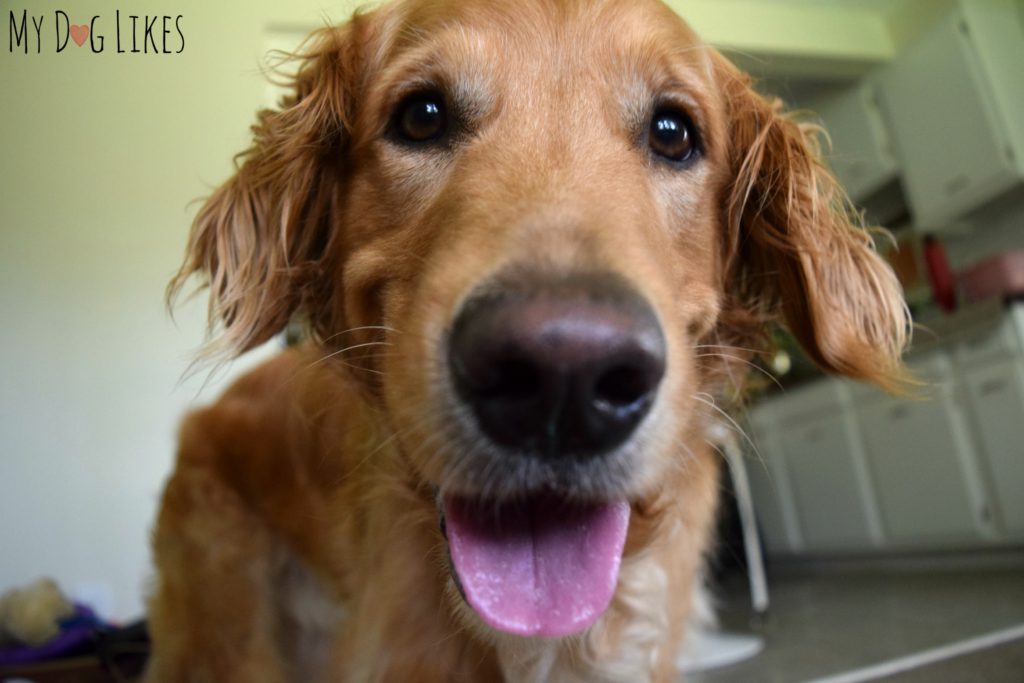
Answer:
649;107;699;163
395;92;448;143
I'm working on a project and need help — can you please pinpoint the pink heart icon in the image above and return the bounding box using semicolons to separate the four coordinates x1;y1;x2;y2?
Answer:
70;24;89;47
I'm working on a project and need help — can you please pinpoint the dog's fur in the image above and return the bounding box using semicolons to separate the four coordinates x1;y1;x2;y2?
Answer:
146;0;908;680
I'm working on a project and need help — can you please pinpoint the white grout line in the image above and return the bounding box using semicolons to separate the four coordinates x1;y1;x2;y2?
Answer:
803;622;1024;683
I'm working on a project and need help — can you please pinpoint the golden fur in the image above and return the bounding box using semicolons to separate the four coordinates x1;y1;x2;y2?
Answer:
147;0;908;681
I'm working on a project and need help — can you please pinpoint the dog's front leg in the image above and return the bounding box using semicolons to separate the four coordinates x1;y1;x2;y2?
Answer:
145;461;289;683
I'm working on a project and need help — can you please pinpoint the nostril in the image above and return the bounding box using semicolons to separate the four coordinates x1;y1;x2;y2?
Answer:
478;357;543;401
593;362;657;411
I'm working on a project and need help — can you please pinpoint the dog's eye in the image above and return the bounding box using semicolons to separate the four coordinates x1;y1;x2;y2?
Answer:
395;92;448;143
649;107;699;163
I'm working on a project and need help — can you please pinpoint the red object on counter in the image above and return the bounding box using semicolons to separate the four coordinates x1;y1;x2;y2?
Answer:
923;235;957;312
959;249;1024;303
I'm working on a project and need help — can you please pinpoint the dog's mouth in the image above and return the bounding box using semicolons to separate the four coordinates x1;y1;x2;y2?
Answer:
438;493;630;638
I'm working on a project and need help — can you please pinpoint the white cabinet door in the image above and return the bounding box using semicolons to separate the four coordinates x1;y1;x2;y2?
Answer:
777;412;874;552
810;80;899;202
961;360;1024;536
744;443;798;556
856;391;982;544
747;409;804;555
877;3;1022;227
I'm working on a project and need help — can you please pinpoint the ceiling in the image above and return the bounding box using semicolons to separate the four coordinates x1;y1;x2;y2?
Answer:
666;0;951;80
740;0;924;17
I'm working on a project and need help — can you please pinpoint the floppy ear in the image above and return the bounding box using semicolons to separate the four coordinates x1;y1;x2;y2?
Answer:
168;26;354;358
715;55;910;392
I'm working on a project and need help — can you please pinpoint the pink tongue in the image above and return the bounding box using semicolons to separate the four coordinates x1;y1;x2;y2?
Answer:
443;496;630;638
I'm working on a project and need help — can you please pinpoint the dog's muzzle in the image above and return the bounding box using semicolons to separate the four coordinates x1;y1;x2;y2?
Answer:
436;272;664;638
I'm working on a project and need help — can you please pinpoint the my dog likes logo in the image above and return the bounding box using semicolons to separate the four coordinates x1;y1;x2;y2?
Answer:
8;9;185;54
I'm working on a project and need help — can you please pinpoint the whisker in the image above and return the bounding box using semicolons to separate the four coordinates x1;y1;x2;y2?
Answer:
694;352;783;390
319;325;400;344
693;343;770;357
308;341;394;368
692;392;761;462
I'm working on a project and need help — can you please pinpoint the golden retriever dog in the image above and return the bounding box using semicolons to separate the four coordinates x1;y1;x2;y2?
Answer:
146;0;908;680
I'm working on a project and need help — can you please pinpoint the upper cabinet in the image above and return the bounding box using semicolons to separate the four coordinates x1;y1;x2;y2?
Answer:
809;80;899;203
875;0;1024;229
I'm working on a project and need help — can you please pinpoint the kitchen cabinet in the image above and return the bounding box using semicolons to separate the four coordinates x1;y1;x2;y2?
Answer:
953;308;1024;536
778;410;875;551
959;359;1024;535
854;354;984;545
876;0;1024;229
746;409;802;555
808;80;899;203
747;382;881;555
747;303;1024;557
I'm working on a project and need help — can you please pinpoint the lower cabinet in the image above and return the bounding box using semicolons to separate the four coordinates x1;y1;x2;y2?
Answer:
855;372;986;545
960;359;1024;535
779;411;876;551
747;306;1024;556
747;382;881;556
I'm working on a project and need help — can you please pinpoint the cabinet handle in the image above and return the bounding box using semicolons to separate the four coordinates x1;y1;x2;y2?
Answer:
888;405;911;420
979;378;1008;396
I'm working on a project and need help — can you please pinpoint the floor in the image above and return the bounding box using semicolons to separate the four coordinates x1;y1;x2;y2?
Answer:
689;565;1024;683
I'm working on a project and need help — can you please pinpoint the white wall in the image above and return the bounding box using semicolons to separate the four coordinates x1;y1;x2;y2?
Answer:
0;0;364;621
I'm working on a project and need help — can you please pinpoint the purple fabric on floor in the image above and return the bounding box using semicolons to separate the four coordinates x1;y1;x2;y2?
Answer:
0;605;102;666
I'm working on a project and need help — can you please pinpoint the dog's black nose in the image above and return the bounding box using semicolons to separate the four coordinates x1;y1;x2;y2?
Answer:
447;274;666;458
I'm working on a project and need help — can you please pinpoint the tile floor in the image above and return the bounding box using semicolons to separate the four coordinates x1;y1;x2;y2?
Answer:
689;565;1024;683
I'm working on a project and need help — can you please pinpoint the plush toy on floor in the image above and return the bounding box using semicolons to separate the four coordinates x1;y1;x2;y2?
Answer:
0;578;75;647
